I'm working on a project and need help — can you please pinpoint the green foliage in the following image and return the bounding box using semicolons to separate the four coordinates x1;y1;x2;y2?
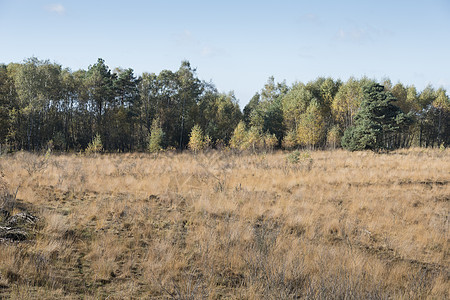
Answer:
286;150;301;164
244;77;287;142
229;121;248;151
243;93;260;126
85;133;103;154
263;132;278;151
148;118;164;153
188;124;208;153
433;88;450;110
86;58;115;126
0;56;448;152
230;122;277;153
286;150;313;170
281;82;312;132
204;135;212;149
342;83;409;151
245;126;263;153
297;100;326;149
52;132;66;150
326;125;341;149
282;129;297;150
418;85;436;109
113;68;138;107
341;125;375;151
0;65;11;146
200;92;242;145
432;89;450;146
332;77;375;131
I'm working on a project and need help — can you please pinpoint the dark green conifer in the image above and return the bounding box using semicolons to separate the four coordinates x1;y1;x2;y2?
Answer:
342;83;409;151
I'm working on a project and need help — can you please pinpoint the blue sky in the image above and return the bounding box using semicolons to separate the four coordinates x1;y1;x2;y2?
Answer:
1;0;449;106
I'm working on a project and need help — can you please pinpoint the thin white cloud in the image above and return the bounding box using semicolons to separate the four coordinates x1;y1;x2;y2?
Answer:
201;46;213;57
297;46;315;59
175;30;199;47
336;25;393;44
200;45;226;58
300;13;321;24
46;4;65;15
337;27;370;43
175;29;226;58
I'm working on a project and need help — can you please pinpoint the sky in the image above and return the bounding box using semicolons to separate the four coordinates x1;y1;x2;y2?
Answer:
1;0;449;106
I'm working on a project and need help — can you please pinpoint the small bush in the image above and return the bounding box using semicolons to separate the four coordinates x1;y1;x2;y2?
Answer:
263;132;278;152
148;119;164;153
229;121;248;151
327;125;341;149
85;133;103;154
282;129;297;150
188;125;209;153
286;150;301;164
286;150;313;170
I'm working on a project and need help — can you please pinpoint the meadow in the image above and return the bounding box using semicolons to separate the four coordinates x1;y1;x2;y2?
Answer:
0;149;448;299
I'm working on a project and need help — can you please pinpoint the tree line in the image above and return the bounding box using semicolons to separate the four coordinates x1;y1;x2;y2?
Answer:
0;57;448;153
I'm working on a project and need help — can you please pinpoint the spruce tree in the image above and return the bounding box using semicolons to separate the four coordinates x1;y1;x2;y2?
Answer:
342;83;408;151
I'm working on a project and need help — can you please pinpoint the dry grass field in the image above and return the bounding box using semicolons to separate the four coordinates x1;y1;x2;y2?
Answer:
0;149;449;299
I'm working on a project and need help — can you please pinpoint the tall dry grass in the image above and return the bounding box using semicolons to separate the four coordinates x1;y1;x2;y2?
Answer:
0;148;448;299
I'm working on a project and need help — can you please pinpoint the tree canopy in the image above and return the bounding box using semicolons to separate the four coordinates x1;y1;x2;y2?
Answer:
0;57;448;153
